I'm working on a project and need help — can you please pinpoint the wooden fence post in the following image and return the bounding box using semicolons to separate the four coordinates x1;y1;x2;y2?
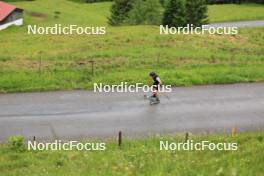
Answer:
232;127;237;137
89;60;95;76
118;131;122;147
39;55;42;75
185;132;189;142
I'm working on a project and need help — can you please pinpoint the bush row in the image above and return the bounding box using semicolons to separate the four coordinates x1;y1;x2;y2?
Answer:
108;0;208;26
69;0;263;4
68;0;113;3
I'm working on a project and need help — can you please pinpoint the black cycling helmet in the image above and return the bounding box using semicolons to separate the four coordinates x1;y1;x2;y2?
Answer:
149;72;157;77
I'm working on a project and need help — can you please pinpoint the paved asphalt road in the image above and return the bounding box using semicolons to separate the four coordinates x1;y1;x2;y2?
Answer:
205;20;264;28
0;83;264;141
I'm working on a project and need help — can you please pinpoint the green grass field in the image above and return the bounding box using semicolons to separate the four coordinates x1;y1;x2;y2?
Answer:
208;3;264;22
0;132;264;176
0;0;264;92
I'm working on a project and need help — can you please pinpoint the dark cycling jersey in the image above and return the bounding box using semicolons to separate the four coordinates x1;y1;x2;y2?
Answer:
152;75;161;90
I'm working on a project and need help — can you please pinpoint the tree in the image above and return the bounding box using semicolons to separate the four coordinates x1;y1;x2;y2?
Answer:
128;0;147;24
145;0;163;25
128;0;162;25
186;0;208;27
159;0;168;7
108;0;134;26
162;0;186;27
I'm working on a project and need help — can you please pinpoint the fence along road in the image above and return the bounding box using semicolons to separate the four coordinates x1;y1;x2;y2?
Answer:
0;83;264;141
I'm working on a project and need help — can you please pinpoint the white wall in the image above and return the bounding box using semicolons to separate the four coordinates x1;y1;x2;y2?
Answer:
0;18;23;31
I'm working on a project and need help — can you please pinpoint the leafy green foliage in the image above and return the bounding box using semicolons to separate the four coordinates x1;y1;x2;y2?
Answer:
162;0;208;27
68;0;113;3
109;0;262;26
108;0;135;25
186;0;208;26
8;136;25;152
144;0;163;24
128;0;162;25
162;0;186;27
127;0;147;24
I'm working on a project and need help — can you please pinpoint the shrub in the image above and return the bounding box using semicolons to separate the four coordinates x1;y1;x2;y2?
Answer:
68;0;113;3
108;0;135;25
86;0;113;2
145;0;163;25
128;0;162;25
54;11;61;15
8;136;26;152
128;0;147;24
159;0;168;7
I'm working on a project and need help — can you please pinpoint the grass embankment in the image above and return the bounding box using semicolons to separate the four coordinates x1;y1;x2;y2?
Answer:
0;0;264;92
0;132;264;175
208;3;264;22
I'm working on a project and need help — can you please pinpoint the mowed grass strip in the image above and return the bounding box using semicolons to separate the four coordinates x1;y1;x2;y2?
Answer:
0;0;263;92
0;132;264;176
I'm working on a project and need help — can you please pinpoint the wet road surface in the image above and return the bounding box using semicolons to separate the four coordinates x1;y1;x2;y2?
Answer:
205;20;264;28
0;83;263;141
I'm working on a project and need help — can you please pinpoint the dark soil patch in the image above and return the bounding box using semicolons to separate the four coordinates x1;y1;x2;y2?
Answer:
26;11;47;18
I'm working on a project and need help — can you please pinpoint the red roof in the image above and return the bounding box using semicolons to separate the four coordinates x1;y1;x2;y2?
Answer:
0;1;21;21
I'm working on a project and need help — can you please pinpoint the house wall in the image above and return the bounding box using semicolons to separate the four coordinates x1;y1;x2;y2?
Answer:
0;9;23;30
0;18;23;30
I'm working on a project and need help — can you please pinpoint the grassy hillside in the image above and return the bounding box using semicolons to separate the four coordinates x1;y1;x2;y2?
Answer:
8;1;264;25
208;3;264;22
0;132;264;176
0;0;264;92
